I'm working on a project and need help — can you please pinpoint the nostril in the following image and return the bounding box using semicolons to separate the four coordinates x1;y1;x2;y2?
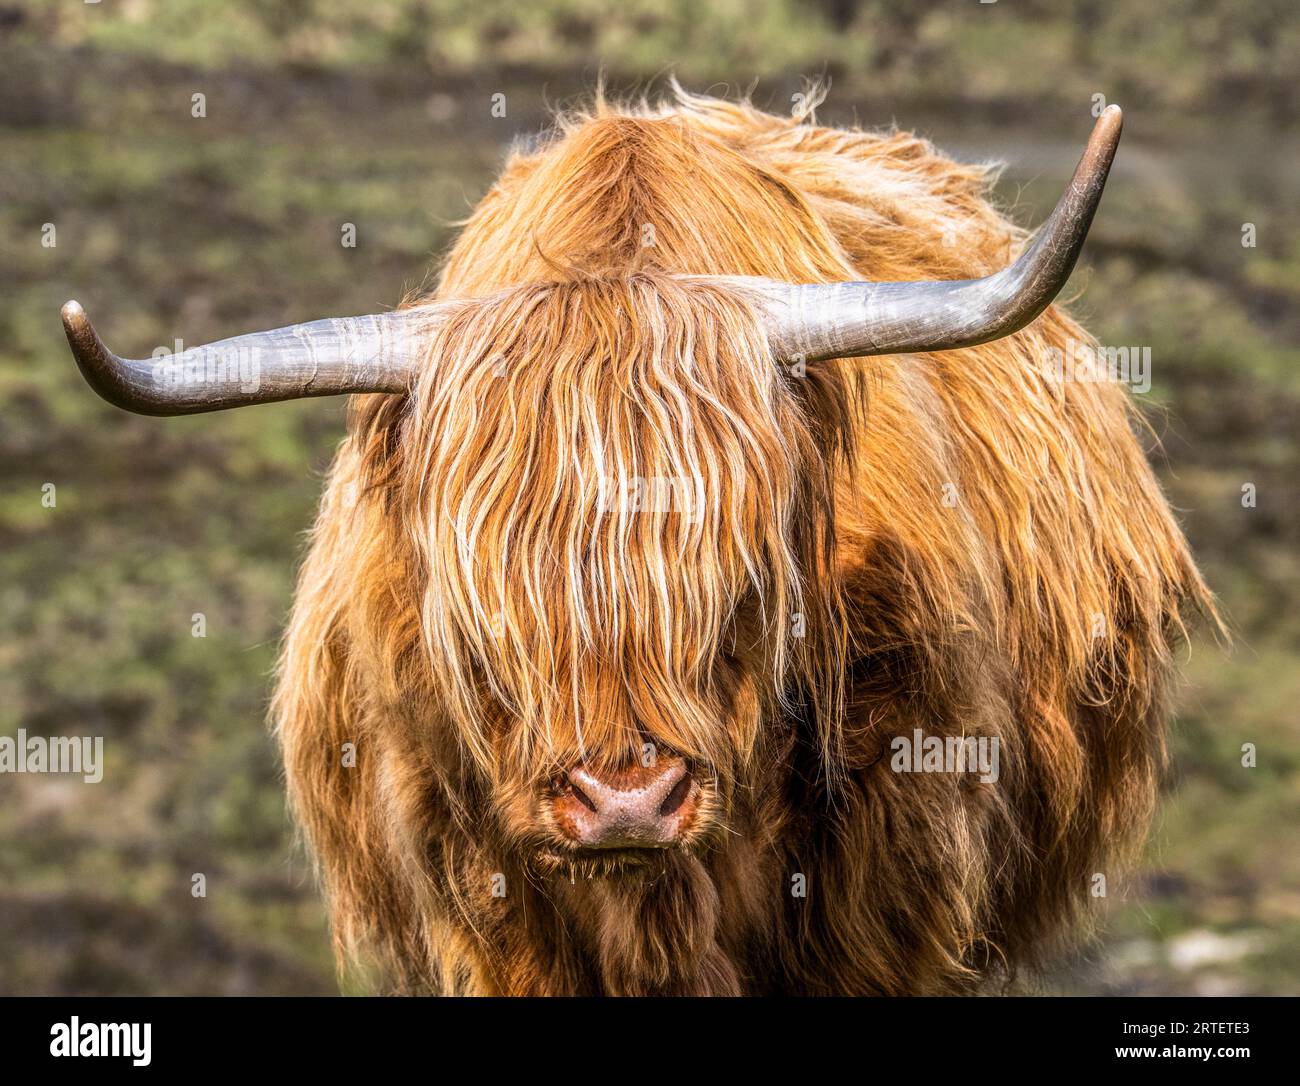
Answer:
659;771;693;818
567;777;599;813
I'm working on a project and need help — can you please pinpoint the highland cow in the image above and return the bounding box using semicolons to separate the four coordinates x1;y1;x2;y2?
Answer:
63;87;1213;995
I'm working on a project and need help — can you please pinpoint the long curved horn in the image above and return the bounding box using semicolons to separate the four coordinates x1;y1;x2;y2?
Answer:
750;105;1123;363
64;109;1120;412
61;302;444;415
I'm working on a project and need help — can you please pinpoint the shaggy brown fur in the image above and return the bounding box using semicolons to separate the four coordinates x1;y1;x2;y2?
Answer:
273;86;1214;995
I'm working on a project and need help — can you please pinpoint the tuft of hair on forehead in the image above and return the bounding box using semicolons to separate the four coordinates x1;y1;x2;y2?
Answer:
353;272;852;783
433;83;859;293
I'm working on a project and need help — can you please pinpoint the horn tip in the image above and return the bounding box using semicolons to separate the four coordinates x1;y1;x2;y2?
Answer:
61;300;105;369
1081;105;1122;173
61;299;86;327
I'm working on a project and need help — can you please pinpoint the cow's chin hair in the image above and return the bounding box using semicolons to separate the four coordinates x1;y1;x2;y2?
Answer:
543;849;739;995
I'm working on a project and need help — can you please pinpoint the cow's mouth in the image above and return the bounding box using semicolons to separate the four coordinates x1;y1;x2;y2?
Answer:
532;843;691;880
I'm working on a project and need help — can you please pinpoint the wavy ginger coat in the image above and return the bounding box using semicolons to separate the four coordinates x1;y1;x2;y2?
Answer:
274;88;1212;995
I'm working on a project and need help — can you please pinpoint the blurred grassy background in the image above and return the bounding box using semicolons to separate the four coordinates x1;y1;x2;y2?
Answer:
0;0;1296;995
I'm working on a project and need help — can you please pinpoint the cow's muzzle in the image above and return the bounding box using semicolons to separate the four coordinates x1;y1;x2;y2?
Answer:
550;757;700;849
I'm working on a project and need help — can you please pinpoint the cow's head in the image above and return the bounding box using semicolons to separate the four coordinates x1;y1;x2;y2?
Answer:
61;110;1122;882
352;272;857;876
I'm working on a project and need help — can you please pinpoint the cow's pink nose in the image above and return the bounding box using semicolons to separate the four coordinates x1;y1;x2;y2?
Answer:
553;758;698;848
